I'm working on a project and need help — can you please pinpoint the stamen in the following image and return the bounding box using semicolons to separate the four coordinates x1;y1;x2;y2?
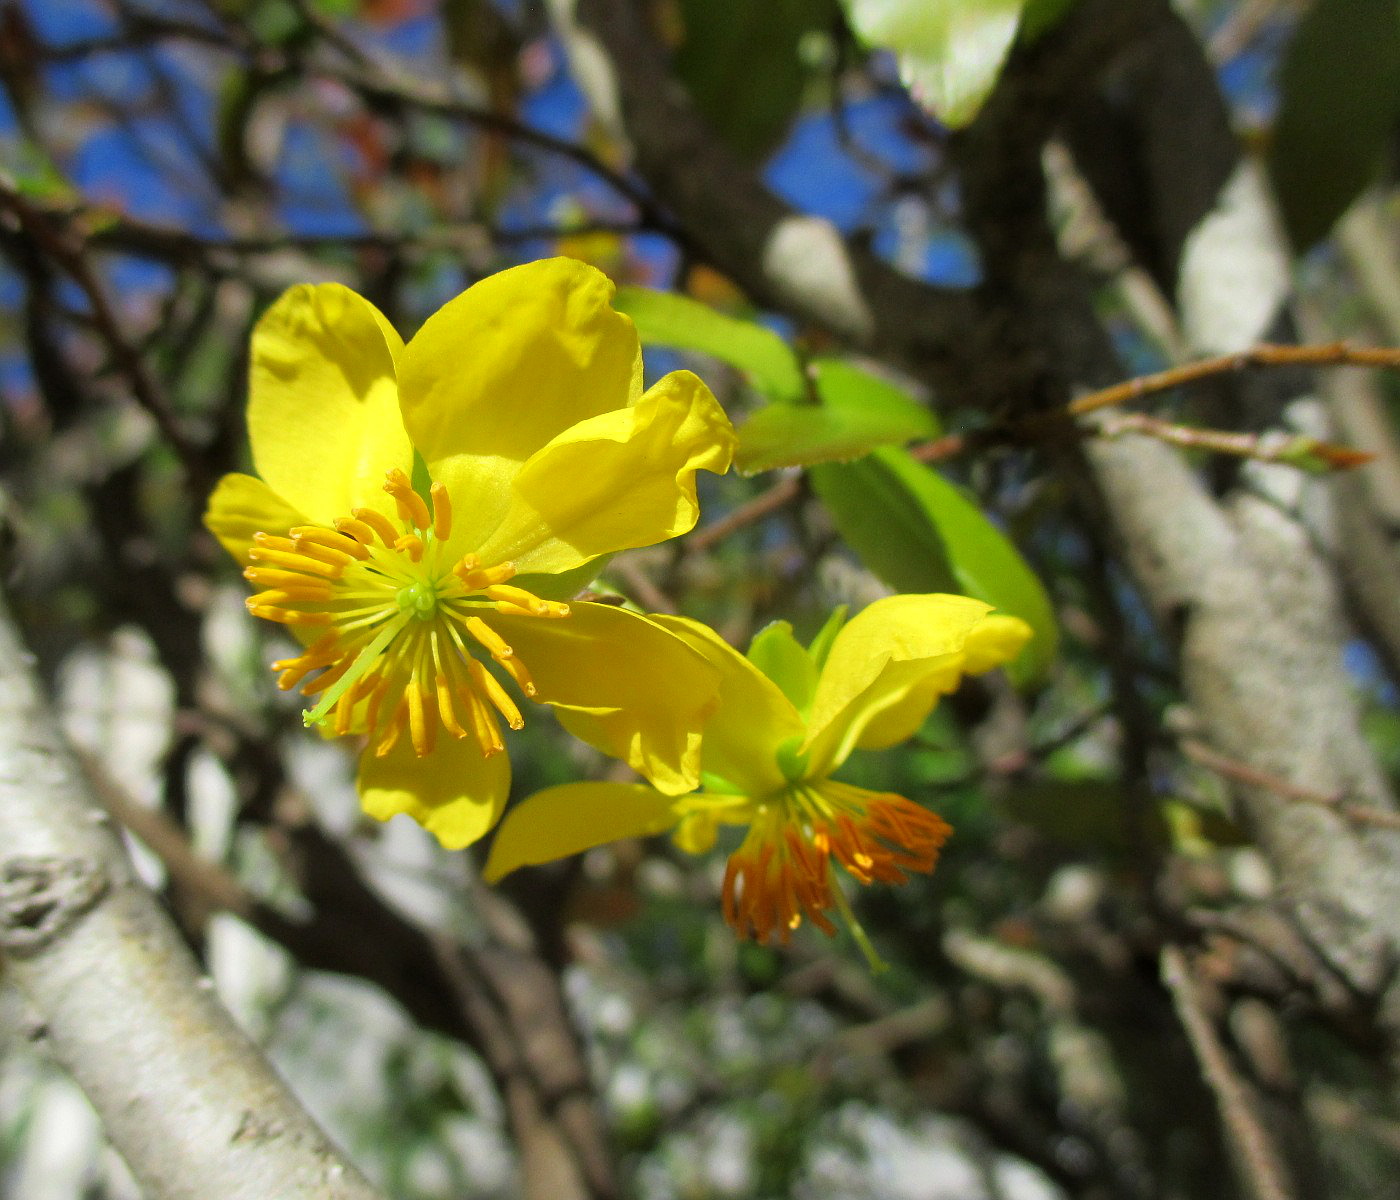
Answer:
334;516;379;546
430;482;452;541
463;615;512;661
291;526;371;561
384;468;432;531
435;672;468;739
248;584;334;606
407;673;435;757
246;548;344;579
373;699;407;757
483;585;570;617
241;468;576;763
247;603;332;626
719;784;950;948
467;658;525;730
454;558;517;590
352;506;401;549
284;535;359;569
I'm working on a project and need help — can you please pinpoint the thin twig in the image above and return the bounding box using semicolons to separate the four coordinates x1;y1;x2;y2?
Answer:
1180;738;1400;832
1095;411;1373;470
1161;945;1295;1200
0;170;202;477
910;342;1400;466
685;474;803;554
1068;342;1400;418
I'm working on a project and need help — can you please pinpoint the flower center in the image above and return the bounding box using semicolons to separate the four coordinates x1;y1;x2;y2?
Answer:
243;467;569;760
720;780;951;944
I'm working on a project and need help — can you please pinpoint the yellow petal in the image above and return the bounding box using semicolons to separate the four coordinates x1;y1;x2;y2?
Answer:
483;782;681;882
476;370;736;575
486;603;719;794
844;614;1031;753
963;614;1033;674
203;472;306;566
248;283;411;526
357;733;511;850
648;615;803;796
398;258;643;557
802;594;995;775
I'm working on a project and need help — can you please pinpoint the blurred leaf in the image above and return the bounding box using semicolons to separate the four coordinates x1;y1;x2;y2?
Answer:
1019;0;1078;41
736;358;938;474
840;0;1025;128
810;447;1058;684
1269;0;1400;249
1001;779;1165;853
614;286;806;403
674;0;837;162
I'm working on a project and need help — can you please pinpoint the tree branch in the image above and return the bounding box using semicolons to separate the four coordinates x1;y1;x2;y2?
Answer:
0;591;383;1200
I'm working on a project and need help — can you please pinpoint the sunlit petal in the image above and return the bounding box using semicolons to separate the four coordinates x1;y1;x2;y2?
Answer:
487;604;719;794
203;472;306;567
399;258;643;557
648;615;802;795
802;594;994;775
483;782;682;882
248;283;411;525
475;370;735;574
358;733;511;850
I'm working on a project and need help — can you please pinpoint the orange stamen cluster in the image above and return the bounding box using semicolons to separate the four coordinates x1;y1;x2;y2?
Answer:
243;468;570;759
721;781;951;943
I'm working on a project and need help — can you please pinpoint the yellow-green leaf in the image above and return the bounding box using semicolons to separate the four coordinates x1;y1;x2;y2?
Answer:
614;287;805;404
810;446;1057;685
840;0;1026;128
735;358;937;474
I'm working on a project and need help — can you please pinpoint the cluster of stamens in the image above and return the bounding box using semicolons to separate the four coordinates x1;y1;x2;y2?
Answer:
243;468;569;759
721;781;951;943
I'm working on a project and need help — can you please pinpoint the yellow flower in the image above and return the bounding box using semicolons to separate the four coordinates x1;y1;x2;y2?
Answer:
485;596;1031;956
204;258;736;849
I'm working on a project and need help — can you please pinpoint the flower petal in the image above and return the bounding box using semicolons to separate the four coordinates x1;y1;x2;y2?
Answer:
963;614;1033;674
486;603;719;794
648;615;803;796
203;472;306;566
483;781;681;882
398;258;643;557
248;283;411;526
476;369;736;575
850;614;1031;752
357;734;511;850
802;594;994;775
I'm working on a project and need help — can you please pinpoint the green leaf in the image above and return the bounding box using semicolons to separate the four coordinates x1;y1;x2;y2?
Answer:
810;447;1057;684
840;0;1027;128
1019;0;1078;41
1269;0;1400;249
735;358;938;474
746;620;818;711
674;0;839;162
613;287;806;404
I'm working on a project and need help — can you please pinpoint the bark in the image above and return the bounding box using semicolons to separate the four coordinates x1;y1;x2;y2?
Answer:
0;591;384;1200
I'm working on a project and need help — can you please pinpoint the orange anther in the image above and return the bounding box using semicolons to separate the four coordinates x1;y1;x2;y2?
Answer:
430;482;452;542
247;546;344;578
351;506;401;549
484;584;570;617
384;468;432;531
334;517;379;546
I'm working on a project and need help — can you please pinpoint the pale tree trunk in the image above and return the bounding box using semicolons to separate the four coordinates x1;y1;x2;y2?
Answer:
0;592;385;1200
